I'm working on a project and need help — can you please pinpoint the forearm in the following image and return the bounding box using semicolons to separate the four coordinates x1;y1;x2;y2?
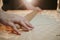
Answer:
0;8;7;19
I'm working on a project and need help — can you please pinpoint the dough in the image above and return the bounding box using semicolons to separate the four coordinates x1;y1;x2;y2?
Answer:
0;10;60;40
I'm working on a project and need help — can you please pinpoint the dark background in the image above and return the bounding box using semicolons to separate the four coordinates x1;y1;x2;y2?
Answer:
2;0;57;11
59;0;60;9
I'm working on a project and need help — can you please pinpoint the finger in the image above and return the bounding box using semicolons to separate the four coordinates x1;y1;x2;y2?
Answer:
13;21;29;31
15;24;20;29
24;18;34;28
20;21;31;31
21;26;30;31
24;21;34;29
15;24;27;31
8;22;21;35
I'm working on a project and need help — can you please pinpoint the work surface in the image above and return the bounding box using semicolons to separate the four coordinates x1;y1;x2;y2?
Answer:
0;10;60;40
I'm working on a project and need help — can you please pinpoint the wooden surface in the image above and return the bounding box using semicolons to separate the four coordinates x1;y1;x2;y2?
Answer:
0;10;60;40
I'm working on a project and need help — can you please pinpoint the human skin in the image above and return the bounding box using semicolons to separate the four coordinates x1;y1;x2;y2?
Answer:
0;0;41;35
0;0;34;35
0;9;34;35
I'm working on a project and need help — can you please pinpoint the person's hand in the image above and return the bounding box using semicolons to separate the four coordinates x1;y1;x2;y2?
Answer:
35;7;42;12
0;12;33;35
32;7;42;12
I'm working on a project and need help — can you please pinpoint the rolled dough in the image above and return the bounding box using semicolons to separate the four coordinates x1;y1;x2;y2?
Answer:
0;10;60;40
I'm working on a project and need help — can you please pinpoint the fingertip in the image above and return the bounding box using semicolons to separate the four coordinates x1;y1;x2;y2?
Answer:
16;31;21;35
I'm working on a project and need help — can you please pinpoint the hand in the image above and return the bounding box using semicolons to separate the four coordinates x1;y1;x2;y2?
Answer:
0;12;33;35
33;7;42;12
